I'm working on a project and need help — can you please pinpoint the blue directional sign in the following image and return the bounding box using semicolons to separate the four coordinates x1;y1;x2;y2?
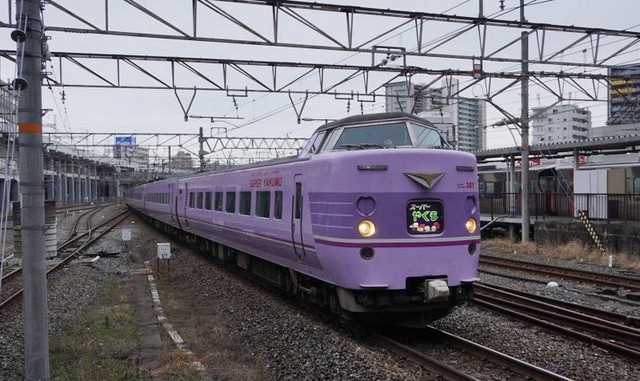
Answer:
115;136;135;145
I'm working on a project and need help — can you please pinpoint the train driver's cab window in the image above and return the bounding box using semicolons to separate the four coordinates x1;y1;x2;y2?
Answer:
299;131;327;157
410;123;450;149
326;122;411;151
225;191;236;213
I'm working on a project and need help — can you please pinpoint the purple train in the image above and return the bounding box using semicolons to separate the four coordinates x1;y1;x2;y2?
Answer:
125;112;480;326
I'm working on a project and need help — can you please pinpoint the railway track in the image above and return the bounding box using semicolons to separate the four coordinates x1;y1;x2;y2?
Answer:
0;202;118;231
474;282;640;360
0;207;131;310
1;206;105;286
479;255;640;292
374;327;571;380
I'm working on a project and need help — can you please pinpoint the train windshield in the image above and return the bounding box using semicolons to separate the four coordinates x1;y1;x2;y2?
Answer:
321;122;449;151
410;123;451;149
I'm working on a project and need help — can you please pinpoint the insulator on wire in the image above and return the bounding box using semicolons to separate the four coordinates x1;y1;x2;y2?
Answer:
10;29;26;42
12;77;28;91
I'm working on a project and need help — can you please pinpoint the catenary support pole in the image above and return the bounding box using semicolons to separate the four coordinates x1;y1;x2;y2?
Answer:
199;126;206;171
15;0;50;379
520;0;530;242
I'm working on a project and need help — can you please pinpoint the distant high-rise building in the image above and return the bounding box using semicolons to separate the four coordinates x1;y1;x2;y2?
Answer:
113;136;149;165
531;104;591;144
172;150;195;170
608;65;640;125
385;79;486;151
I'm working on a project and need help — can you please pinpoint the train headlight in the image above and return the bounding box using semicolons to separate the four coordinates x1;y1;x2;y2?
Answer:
357;220;376;238
465;218;477;234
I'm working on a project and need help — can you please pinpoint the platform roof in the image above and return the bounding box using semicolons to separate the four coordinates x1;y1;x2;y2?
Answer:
474;134;640;163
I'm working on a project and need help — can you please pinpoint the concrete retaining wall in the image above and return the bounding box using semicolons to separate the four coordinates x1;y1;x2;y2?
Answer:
535;220;640;256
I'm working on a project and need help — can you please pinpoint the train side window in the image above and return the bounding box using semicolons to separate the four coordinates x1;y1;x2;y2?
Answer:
274;191;283;220
214;191;223;211
196;192;204;209
239;191;251;215
205;192;212;210
295;182;302;219
225;191;236;213
189;192;195;208
256;191;270;218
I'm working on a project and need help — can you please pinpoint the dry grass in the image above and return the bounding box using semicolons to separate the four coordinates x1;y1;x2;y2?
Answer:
151;352;201;380
50;278;142;380
155;276;268;380
483;238;640;272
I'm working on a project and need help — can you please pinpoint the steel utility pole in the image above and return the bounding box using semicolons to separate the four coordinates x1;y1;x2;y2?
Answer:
199;127;206;171
14;0;50;379
520;0;530;242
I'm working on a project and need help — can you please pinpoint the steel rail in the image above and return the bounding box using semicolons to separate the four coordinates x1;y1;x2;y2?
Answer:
47;211;131;275
0;210;131;310
478;282;640;328
58;206;106;248
374;327;571;381
425;327;572;381
1;205;107;285
475;283;640;344
372;332;479;381
479;255;640;291
473;298;640;360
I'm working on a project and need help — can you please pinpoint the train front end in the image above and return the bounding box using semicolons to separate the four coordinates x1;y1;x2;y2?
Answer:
304;113;479;325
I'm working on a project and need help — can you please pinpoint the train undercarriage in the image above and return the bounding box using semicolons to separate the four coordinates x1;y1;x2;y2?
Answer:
135;209;473;327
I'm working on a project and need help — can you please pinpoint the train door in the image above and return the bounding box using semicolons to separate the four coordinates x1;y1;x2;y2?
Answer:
173;183;184;230
291;174;306;263
169;182;177;225
183;182;191;229
142;185;147;215
538;169;559;215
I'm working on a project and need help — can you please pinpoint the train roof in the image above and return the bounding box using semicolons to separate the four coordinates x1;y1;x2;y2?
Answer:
316;112;436;132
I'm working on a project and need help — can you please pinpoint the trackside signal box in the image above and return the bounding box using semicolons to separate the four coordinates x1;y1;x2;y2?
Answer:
156;243;171;259
156;243;172;275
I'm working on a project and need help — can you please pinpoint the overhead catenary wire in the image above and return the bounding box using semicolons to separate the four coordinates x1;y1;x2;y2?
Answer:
223;0;501;132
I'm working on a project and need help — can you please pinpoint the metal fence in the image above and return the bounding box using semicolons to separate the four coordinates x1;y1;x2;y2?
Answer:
480;192;640;222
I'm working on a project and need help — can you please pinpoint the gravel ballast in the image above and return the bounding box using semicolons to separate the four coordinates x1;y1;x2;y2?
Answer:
2;207;639;380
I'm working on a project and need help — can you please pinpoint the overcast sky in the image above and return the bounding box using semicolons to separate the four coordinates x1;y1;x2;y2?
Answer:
2;0;638;156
